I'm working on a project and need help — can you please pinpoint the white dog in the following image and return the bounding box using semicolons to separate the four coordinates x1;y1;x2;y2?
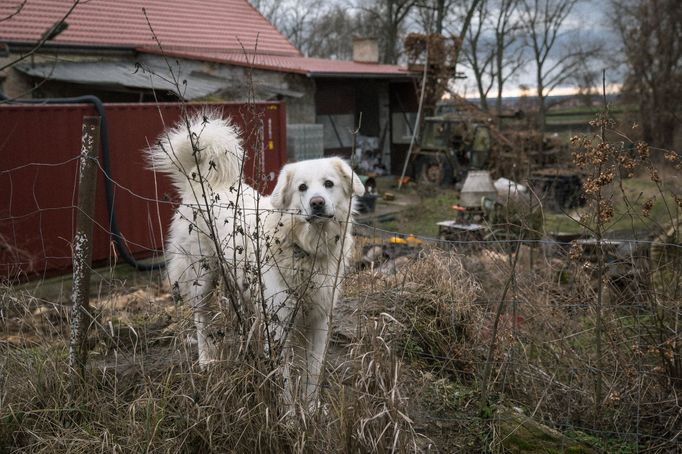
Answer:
148;112;364;409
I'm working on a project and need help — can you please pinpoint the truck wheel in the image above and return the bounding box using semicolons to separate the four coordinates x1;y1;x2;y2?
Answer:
416;156;453;186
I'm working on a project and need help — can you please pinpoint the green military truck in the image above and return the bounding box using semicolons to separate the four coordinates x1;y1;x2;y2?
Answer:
412;113;493;185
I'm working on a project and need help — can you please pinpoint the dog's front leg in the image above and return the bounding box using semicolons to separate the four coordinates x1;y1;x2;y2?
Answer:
187;261;217;369
262;277;300;414
263;283;294;355
193;306;215;368
303;312;330;411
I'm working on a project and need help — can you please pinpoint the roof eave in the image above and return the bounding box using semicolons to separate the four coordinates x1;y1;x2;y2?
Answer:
308;71;418;79
137;46;303;59
138;48;310;75
136;47;421;79
4;40;136;56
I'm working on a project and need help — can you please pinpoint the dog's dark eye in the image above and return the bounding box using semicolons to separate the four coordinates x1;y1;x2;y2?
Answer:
324;180;334;188
298;183;308;192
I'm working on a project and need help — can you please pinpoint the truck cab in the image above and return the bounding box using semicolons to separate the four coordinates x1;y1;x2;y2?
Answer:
414;115;492;185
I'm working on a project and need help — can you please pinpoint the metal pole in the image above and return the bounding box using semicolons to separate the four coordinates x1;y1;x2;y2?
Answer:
68;116;100;381
398;46;429;189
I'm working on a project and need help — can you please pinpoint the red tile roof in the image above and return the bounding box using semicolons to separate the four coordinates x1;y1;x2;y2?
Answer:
1;0;416;77
0;0;301;56
141;49;415;78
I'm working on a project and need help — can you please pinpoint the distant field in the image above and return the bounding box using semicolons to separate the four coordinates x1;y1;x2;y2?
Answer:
545;103;637;129
498;103;638;140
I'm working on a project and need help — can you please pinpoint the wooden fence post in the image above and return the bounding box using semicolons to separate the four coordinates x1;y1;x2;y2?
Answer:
68;116;100;381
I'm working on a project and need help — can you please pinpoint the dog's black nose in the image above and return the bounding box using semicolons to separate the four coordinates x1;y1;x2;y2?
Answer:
310;196;326;212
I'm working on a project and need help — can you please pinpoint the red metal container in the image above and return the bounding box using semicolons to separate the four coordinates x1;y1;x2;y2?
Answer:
0;102;287;281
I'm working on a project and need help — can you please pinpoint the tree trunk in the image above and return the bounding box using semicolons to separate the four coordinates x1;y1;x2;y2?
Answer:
536;65;546;153
435;0;445;35
495;35;505;126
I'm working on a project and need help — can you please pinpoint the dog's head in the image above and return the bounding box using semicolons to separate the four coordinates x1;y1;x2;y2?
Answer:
270;157;365;223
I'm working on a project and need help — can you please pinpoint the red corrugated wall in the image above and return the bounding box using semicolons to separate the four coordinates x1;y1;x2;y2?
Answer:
0;102;287;281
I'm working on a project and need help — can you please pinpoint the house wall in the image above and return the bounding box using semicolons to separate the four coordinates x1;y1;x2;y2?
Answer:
315;79;356;157
0;53;317;124
0;55;33;98
378;84;391;170
314;78;418;174
2;51;418;175
156;56;316;124
356;80;381;136
389;81;419;175
278;73;315;124
0;54;136;100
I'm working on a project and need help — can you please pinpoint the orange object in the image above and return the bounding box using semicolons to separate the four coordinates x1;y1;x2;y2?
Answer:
406;234;423;246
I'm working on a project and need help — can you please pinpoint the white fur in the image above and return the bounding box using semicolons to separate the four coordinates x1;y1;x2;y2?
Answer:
149;112;364;411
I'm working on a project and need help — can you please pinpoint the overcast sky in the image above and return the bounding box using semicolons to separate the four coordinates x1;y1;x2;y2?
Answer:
456;1;622;98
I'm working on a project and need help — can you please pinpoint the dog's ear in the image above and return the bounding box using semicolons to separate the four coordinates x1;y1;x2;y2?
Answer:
333;158;366;196
270;164;292;209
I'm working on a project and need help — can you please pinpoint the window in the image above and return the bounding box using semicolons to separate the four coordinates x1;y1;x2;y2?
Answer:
391;112;418;144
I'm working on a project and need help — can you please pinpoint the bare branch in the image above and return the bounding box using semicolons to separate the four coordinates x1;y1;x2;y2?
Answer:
0;0;27;23
0;1;82;73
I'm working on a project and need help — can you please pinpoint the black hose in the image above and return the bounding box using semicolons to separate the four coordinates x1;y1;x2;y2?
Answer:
0;92;165;271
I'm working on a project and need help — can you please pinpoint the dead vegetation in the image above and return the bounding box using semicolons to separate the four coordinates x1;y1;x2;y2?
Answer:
2;229;680;452
2;98;681;452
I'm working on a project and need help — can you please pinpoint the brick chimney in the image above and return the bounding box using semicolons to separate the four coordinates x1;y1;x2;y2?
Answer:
352;38;379;63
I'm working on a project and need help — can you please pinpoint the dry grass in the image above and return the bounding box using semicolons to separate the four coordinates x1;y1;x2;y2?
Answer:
2;226;681;452
0;247;481;452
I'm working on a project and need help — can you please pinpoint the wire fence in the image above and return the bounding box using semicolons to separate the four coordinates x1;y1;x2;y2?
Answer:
2;130;682;452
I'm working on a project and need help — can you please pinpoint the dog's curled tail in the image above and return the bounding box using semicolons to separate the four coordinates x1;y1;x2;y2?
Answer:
147;111;244;193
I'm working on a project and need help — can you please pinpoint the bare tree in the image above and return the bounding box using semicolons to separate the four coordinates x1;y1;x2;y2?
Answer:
492;0;525;118
612;0;682;149
414;0;460;34
250;0;326;55
282;0;327;53
520;0;599;136
359;0;417;64
433;0;450;34
440;0;485;90
461;0;524;115
248;0;285;29
572;62;600;107
443;0;485;40
462;0;496;110
305;6;362;59
253;0;415;63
